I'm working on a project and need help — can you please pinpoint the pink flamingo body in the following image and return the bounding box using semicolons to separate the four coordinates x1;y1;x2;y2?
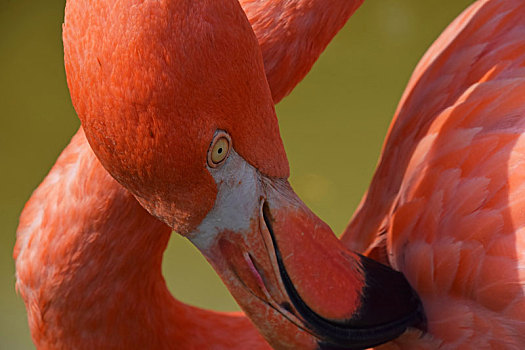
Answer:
345;1;525;348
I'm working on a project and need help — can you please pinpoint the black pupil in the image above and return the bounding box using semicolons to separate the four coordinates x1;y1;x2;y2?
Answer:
217;147;223;154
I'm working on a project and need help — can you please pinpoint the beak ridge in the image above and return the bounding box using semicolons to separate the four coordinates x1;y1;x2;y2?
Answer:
261;181;426;349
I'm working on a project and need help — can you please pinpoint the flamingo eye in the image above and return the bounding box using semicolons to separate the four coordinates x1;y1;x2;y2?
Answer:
208;131;231;167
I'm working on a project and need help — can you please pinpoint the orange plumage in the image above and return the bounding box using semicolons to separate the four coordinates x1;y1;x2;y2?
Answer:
15;131;269;349
15;0;525;349
16;1;367;349
344;0;525;348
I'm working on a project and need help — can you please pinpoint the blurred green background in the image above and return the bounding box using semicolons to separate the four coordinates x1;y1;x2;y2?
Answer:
1;0;473;348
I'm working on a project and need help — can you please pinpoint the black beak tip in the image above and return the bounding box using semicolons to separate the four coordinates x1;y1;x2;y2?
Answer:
314;255;428;350
316;304;426;350
317;342;365;350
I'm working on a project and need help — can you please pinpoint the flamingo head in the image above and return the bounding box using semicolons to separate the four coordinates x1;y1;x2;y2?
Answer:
63;0;425;348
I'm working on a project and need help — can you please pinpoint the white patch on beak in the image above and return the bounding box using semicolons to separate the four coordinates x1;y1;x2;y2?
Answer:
189;149;261;251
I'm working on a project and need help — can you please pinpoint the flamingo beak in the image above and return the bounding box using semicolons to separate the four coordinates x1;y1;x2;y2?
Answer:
193;177;425;349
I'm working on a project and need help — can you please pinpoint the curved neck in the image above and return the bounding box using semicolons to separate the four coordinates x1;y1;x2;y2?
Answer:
242;0;364;103
15;129;268;349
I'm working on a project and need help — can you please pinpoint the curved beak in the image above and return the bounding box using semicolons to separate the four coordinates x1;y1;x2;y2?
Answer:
191;177;425;349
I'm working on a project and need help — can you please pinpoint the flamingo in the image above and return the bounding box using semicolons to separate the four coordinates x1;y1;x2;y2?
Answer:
15;2;426;348
15;0;525;349
18;0;420;349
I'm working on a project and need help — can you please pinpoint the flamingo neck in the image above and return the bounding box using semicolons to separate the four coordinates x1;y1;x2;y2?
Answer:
241;0;364;102
15;129;267;349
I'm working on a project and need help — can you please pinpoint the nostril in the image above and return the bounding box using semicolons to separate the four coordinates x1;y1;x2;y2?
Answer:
261;200;279;251
280;301;294;314
262;200;274;228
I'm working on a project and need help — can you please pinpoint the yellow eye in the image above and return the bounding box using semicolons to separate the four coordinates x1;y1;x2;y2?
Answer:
208;132;231;167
